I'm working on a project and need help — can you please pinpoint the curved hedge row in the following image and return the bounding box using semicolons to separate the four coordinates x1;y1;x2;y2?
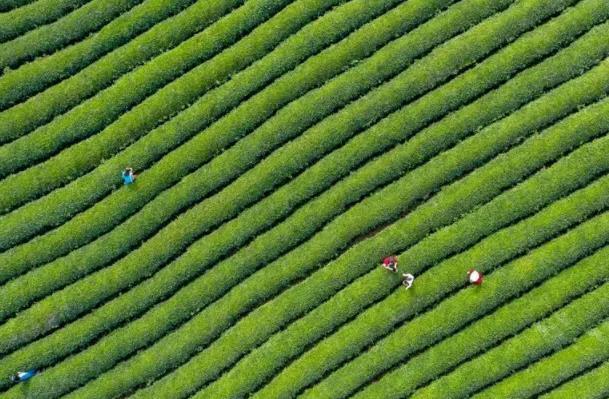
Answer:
124;88;609;399
0;0;600;370
54;37;609;399
541;361;609;399
0;0;457;286
2;8;600;392
0;0;580;343
0;0;470;350
0;0;403;221
0;0;513;275
0;0;205;114
0;0;143;70
0;0;456;314
473;317;609;398
0;0;35;12
4;80;605;399
0;0;584;276
356;246;609;399
0;0;304;181
0;0;549;319
207;106;609;399
318;153;609;397
0;0;90;43
357;246;609;399
0;0;275;149
201;133;609;399
45;98;609;399
1;0;606;397
1;1;605;396
307;204;609;399
0;0;485;283
411;277;609;398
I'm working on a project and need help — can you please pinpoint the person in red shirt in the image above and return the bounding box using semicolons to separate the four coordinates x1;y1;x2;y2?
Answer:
467;269;483;285
382;255;398;272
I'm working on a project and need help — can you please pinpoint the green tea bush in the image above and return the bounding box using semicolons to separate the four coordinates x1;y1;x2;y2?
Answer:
0;0;209;113
3;16;606;396
359;252;609;399
413;284;609;399
0;0;90;43
204;137;609;399
0;0;584;346
541;361;609;399
62;80;609;399
0;0;309;178
0;0;142;69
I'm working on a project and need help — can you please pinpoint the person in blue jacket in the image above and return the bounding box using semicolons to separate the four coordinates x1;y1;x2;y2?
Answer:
10;369;37;383
122;167;137;185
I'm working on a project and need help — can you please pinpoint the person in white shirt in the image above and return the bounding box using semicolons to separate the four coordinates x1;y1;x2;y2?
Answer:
467;269;483;285
402;273;415;289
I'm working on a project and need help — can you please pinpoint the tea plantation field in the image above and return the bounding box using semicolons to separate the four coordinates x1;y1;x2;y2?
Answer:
1;0;609;397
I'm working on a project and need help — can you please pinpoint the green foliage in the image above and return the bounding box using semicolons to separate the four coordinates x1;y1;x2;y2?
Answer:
1;0;607;396
472;319;609;398
0;0;301;180
0;0;396;227
0;0;511;316
0;0;35;12
541;361;609;399
0;1;604;394
238;99;605;397
93;69;609;399
204;130;609;399
0;0;512;366
0;0;470;284
0;0;142;70
341;216;609;399
363;248;609;398
0;0;205;113
413;284;609;398
0;0;90;43
0;0;576;354
360;252;609;399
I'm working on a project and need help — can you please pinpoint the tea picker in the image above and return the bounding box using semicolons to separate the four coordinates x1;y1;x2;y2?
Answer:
10;369;37;383
381;255;399;272
402;273;415;289
122;167;137;185
467;269;484;285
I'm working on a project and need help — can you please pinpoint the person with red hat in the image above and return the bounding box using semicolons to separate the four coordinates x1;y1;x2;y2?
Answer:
467;269;483;285
381;255;398;273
